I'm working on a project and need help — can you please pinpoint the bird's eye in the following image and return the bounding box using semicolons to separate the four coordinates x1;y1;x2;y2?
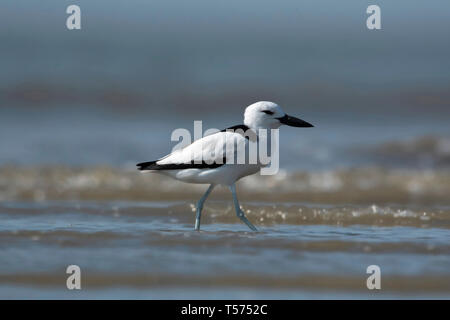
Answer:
262;110;274;115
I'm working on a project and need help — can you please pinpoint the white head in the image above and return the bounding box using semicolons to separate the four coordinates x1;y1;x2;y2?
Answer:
243;101;313;130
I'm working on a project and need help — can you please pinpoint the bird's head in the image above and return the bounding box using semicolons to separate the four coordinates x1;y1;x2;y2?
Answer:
243;101;314;130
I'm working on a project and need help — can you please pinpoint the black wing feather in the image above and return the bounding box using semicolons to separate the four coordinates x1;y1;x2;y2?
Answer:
136;158;226;171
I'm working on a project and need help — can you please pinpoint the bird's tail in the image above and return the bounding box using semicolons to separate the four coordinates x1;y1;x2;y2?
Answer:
136;161;158;171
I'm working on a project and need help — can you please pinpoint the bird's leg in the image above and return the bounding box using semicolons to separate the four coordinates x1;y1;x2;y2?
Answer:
195;184;215;231
229;184;258;231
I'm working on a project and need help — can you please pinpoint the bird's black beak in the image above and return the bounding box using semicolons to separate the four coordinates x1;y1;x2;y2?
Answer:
277;114;314;127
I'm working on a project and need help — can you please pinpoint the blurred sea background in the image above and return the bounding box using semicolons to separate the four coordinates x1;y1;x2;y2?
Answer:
0;0;449;299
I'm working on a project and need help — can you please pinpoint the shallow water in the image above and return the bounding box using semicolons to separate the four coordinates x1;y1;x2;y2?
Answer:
1;199;449;299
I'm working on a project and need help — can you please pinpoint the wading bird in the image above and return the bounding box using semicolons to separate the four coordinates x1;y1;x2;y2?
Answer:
137;101;313;231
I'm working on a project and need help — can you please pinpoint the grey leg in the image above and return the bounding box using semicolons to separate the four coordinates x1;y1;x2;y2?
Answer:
229;184;258;231
195;184;215;231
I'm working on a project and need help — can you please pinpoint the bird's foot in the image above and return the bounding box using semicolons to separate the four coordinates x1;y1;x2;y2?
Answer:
238;210;258;231
194;219;201;231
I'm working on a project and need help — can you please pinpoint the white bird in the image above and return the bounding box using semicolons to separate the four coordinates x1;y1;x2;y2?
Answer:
137;101;313;231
